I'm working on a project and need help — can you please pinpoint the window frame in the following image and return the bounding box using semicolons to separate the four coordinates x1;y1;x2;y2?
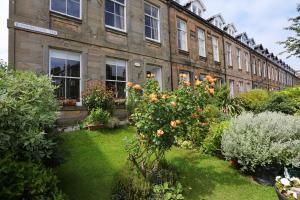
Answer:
144;2;161;43
105;0;127;32
237;48;241;69
258;60;261;76
225;42;232;66
105;57;128;99
197;28;206;57
177;18;188;51
50;0;82;20
212;36;220;62
245;52;249;72
49;49;82;104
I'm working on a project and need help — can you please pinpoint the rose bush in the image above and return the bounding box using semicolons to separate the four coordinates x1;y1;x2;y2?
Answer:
126;76;216;177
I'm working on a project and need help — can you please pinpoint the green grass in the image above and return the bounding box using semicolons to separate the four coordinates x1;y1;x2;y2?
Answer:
56;126;277;200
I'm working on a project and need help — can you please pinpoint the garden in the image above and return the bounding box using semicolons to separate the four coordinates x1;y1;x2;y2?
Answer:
1;67;300;200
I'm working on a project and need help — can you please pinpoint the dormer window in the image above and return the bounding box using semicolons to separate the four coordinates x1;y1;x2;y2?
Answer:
189;0;206;17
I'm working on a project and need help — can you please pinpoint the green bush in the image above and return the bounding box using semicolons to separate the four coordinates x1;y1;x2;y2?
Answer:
0;69;58;161
84;108;111;125
263;93;299;115
82;80;114;113
202;121;229;155
153;182;184;200
0;156;66;200
222;112;300;172
239;89;269;112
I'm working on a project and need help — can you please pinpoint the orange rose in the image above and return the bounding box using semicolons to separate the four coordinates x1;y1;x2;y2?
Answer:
175;120;181;125
170;121;177;128
184;81;191;86
171;101;177;107
157;129;164;137
200;122;209;127
208;88;215;96
162;94;168;100
195;80;202;86
191;113;199;118
197;107;203;112
127;82;133;87
205;75;213;82
133;84;142;90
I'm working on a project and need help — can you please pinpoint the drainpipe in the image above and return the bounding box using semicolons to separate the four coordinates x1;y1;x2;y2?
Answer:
167;0;174;91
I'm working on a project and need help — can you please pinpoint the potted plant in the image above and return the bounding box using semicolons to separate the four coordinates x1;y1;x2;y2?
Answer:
275;176;300;200
84;108;111;131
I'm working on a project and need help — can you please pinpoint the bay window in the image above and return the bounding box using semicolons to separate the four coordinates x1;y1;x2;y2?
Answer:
177;18;188;51
50;0;81;19
49;49;81;102
144;2;160;42
106;58;127;99
105;0;126;31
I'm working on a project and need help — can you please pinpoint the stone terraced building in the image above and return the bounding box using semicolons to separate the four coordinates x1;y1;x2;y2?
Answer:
8;0;299;107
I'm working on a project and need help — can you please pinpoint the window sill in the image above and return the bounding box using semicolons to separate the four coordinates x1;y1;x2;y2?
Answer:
214;61;221;65
146;38;161;47
105;26;127;36
199;56;207;61
50;11;82;24
178;49;189;55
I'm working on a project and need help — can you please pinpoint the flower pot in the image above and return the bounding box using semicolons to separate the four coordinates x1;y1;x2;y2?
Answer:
86;124;104;131
229;159;238;168
275;186;289;200
63;99;77;106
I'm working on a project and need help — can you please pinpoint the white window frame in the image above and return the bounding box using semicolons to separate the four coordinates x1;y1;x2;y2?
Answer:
237;48;241;69
105;58;128;98
50;0;82;20
146;65;163;90
258;60;261;76
229;80;234;97
263;63;266;78
105;0;127;32
245;52;249;72
252;61;256;75
144;2;160;43
226;43;232;66
197;29;206;57
212;36;220;62
177;18;188;51
49;49;82;105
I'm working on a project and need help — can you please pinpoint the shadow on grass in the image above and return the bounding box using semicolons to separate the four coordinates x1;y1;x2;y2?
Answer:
56;127;134;200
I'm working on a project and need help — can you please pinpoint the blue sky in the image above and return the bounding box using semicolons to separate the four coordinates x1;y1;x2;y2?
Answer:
0;0;299;70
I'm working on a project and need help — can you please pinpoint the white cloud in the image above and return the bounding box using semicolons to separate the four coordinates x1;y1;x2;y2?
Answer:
203;0;300;71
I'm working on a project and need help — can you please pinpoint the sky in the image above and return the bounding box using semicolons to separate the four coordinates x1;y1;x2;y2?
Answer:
0;0;299;70
203;0;300;71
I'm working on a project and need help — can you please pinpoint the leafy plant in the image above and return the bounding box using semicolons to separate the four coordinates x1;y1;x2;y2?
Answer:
222;112;300;172
264;93;299;115
239;89;269;113
202;121;229;155
0;156;66;200
84;108;111;125
0;69;58;162
153;182;184;200
82;80;114;113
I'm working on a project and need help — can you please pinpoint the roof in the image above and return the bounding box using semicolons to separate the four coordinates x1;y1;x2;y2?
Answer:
207;13;226;24
235;32;249;40
224;23;237;32
184;0;207;11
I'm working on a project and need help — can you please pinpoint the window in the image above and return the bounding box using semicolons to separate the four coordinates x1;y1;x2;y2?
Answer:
50;0;81;19
212;37;219;62
105;0;126;31
271;67;274;81
229;80;234;97
268;65;271;79
177;18;188;51
252;61;256;75
237;48;241;69
225;43;232;66
106;58;127;99
245;52;249;72
197;29;206;57
238;81;244;93
146;65;162;89
263;63;266;78
179;71;190;83
49;49;81;102
144;3;160;42
258;60;261;76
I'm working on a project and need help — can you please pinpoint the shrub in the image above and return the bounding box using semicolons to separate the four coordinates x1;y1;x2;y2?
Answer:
222;112;300;172
0;156;66;200
239;89;269;112
202;121;229;155
264;93;299;115
106;117;120;129
84;108;111;125
153;182;184;200
0;69;58;162
82;80;114;113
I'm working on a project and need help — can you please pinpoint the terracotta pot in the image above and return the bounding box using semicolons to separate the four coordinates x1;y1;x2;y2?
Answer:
63;99;77;106
86;124;104;131
230;159;238;168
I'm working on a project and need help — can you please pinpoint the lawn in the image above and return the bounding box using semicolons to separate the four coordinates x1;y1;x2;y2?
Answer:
56;126;277;200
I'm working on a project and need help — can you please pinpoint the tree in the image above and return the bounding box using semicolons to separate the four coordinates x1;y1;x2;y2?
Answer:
280;4;300;58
